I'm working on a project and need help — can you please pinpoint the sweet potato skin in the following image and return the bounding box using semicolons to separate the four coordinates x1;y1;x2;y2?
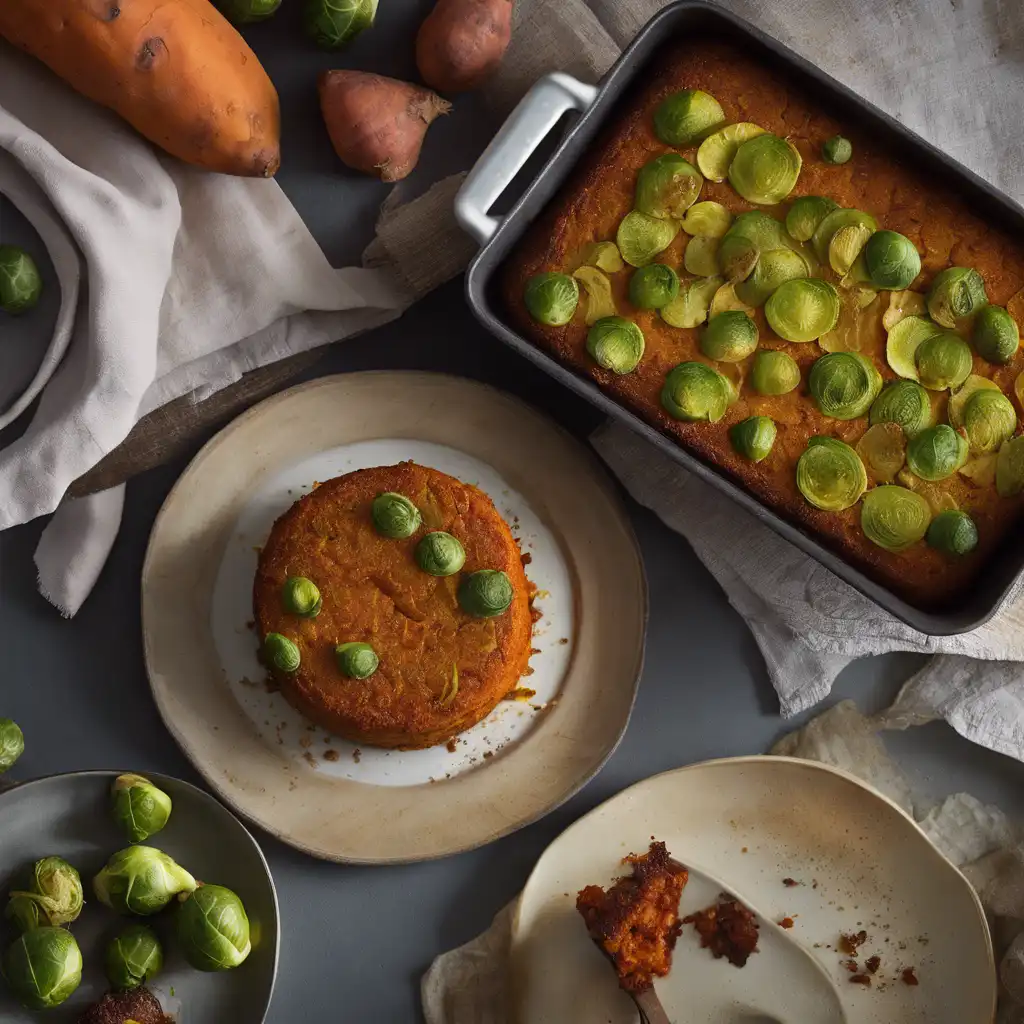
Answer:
416;0;514;94
0;0;281;177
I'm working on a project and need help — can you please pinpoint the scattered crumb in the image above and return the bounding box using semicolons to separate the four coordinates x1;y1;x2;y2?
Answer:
507;687;537;701
302;751;317;768
446;738;458;753
299;735;313;749
245;620;255;631
238;676;259;688
558;637;569;645
323;749;340;762
778;917;794;929
741;847;748;854
841;960;859;973
683;895;760;968
901;967;919;986
521;552;532;565
839;930;868;955
529;647;541;656
850;974;871;986
483;750;493;759
264;676;279;694
865;955;881;974
782;877;800;887
352;748;362;764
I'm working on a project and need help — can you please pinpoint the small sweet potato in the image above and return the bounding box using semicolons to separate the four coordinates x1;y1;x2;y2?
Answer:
416;0;514;94
0;0;280;177
318;71;451;182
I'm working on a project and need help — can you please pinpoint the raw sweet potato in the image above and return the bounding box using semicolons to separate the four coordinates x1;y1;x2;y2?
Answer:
416;0;514;94
0;0;281;177
318;71;451;182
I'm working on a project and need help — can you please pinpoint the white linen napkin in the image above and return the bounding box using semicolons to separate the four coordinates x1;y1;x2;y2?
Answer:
0;39;408;614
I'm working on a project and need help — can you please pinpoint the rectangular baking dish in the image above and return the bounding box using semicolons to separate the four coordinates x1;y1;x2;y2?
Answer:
455;0;1024;635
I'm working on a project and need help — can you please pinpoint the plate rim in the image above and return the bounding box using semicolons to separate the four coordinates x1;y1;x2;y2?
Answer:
0;768;281;1024
511;754;996;1022
141;370;649;864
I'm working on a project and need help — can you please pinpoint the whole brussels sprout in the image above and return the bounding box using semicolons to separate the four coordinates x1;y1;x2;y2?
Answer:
8;856;84;927
906;424;968;482
176;885;252;972
0;246;42;315
335;642;379;680
700;310;759;362
4;895;43;933
926;266;987;328
586;317;645;374
280;576;322;618
629;264;680;310
94;846;196;916
822;135;853;165
729;416;777;463
458;570;514;618
927;509;979;556
524;272;579;326
304;0;377;49
915;332;973;391
660;362;733;423
863;230;921;290
111;773;173;844
2;927;82;1009
215;0;281;23
372;492;422;539
750;350;801;396
653;89;725;146
415;532;466;576
973;305;1020;365
0;718;24;773
105;924;164;990
728;133;802;205
263;633;301;673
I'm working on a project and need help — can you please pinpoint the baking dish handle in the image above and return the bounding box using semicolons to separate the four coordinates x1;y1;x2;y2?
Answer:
455;72;599;246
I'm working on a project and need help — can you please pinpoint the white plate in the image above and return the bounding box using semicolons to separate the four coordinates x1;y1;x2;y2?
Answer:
513;756;995;1024
143;372;646;862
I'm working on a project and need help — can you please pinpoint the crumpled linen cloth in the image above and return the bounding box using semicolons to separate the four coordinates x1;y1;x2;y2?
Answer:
421;701;1024;1024
0;38;407;614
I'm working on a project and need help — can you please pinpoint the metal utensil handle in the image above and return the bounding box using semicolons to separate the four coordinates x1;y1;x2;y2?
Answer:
454;72;598;245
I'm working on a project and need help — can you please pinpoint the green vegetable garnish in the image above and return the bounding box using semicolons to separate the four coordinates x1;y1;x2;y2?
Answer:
0;245;42;315
0;718;24;773
458;570;514;618
808;352;882;420
634;154;703;220
7;857;84;928
304;0;377;49
869;380;933;438
811;208;878;262
729;416;777;463
856;423;906;483
578;241;625;274
750;350;801;396
681;201;733;238
822;135;853;165
573;266;617;325
105;924;164;991
415;532;466;576
960;390;1017;453
765;278;840;343
372;492;422;539
524;272;579;326
697;122;766;181
660;362;733;422
281;576;322;617
827;223;872;276
586;317;645;374
263;633;300;673
617;211;679;268
861;486;931;552
927;509;979;556
727;133;802;205
796;437;867;511
629;264;680;310
683;235;721;278
717;232;758;283
926;267;988;328
862;230;921;290
111;774;173;844
997;435;1024;497
906;424;969;481
653;89;725;146
973;305;1020;364
734;248;806;307
885;314;942;380
5;895;43;934
335;642;379;680
176;885;251;972
700;310;759;362
915;332;973;391
785;196;838;243
93;846;197;916
1;927;82;1009
215;0;281;23
660;276;723;329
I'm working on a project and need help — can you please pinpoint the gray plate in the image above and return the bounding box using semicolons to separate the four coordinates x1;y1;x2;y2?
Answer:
0;771;279;1024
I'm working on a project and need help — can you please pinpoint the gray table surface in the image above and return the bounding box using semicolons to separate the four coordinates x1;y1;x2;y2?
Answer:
3;2;1024;1020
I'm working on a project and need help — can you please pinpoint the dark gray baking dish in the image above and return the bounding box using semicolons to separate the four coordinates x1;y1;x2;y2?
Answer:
455;0;1024;635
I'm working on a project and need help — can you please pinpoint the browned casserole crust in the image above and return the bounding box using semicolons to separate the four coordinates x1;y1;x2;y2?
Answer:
502;35;1024;607
254;462;533;749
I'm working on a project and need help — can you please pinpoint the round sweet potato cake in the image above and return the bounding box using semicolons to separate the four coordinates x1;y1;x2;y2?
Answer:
253;462;534;749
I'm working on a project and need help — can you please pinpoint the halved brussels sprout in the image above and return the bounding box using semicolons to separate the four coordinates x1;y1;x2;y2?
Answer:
730;416;777;462
927;509;979;556
617;212;679;268
263;633;300;673
660;362;733;422
634;154;703;220
750;350;801;395
304;0;376;48
730;211;791;250
765;278;840;342
785;196;839;243
828;223;872;276
2;927;82;1009
926;267;988;328
524;272;579;326
735;249;806;307
629;264;680;310
709;282;754;318
653;89;726;146
906;424;969;481
960;454;998;487
105;924;163;991
0;246;42;315
572;266;617;325
812;208;878;263
683;235;721;277
961;390;1017;453
856;423;906;483
822;135;853;165
700;310;759;362
862;230;921;290
681;201;733;237
915;332;973;391
586;316;645;375
869;380;933;438
861;486;930;552
796;437;868;511
885;314;941;380
0;718;24;774
578;241;625;274
819;286;881;353
728;133;802;205
696;122;767;181
8;857;84;928
458;570;514;618
94;846;197;916
808;352;882;420
882;289;928;331
176;885;251;972
717;233;758;283
997;435;1024;497
897;469;959;514
661;276;723;329
281;576;322;617
111;774;172;844
416;531;466;576
335;641;379;679
973;305;1020;364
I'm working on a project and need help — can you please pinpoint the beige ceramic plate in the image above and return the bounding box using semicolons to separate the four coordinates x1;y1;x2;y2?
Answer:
513;756;995;1024
142;372;646;863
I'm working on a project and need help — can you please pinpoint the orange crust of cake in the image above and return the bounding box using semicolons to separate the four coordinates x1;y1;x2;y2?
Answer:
253;462;533;749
